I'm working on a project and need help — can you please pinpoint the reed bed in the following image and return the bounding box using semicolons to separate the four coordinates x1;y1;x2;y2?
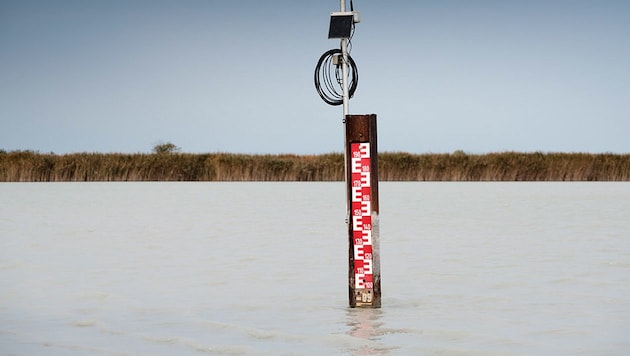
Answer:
1;150;629;182
378;151;630;181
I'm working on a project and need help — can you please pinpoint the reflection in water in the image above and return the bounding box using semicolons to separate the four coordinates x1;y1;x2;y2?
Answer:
347;308;383;339
346;308;397;354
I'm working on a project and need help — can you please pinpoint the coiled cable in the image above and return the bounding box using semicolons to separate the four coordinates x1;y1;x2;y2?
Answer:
314;49;358;106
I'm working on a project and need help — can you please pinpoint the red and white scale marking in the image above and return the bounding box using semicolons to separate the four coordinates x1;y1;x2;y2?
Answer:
350;142;374;291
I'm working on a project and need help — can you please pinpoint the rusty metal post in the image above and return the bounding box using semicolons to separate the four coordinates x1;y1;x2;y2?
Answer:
345;114;381;308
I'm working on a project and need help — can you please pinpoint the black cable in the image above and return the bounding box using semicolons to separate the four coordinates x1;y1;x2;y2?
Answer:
347;23;355;54
314;48;358;106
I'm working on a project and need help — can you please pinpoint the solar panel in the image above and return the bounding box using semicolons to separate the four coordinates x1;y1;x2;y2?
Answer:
328;12;354;39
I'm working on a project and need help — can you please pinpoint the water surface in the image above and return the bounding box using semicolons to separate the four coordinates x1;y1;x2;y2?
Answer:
1;182;629;354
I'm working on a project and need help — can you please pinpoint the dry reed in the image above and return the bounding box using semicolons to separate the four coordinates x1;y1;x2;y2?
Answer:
1;150;629;182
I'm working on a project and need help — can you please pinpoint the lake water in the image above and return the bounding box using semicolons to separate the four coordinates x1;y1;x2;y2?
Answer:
1;182;629;355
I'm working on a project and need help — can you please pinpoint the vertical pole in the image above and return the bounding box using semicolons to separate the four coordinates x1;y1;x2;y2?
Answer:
346;114;381;308
340;0;350;118
341;41;350;118
340;0;351;278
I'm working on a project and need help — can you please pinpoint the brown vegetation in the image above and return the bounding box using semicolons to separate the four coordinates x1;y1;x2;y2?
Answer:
1;150;629;182
378;151;630;181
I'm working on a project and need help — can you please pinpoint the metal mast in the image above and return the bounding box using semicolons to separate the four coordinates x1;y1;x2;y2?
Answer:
340;0;350;117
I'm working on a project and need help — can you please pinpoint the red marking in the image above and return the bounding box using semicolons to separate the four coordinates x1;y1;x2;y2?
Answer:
361;216;371;229
362;187;371;201
361;158;370;172
350;142;374;290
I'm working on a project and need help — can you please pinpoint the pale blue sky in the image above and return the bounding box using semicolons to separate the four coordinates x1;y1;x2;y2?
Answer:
1;0;629;154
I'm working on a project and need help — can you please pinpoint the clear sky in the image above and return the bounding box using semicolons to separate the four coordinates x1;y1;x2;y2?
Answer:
1;0;629;154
